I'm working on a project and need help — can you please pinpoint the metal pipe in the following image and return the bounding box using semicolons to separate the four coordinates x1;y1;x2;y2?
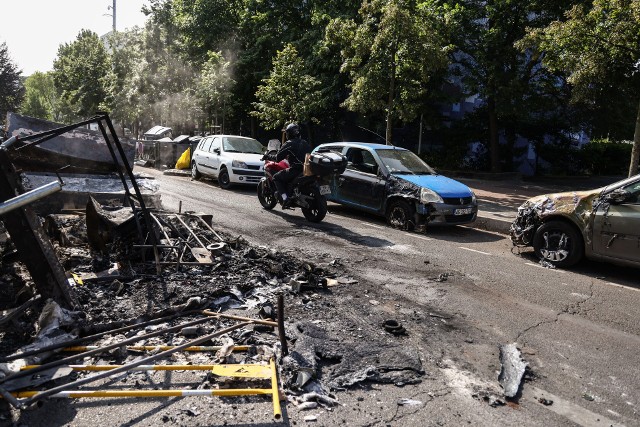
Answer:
61;345;251;353
192;214;224;242
0;135;18;149
269;357;282;419
202;310;278;328
0;181;62;216
19;321;252;407
277;295;289;356
174;214;207;249
0;310;201;363
12;388;276;399
0;315;212;384
22;364;244;372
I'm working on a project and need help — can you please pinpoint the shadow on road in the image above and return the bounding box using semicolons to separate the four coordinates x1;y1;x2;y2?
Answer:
267;208;395;248
512;248;640;290
327;204;505;244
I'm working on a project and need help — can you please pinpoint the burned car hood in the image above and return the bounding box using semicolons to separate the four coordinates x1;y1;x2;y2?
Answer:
522;188;602;216
510;187;605;247
394;174;473;198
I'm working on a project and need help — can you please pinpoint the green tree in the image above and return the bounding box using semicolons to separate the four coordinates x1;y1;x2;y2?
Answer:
326;0;449;143
52;30;110;121
102;29;146;136
524;0;640;176
197;51;234;133
21;71;59;121
251;44;325;135
442;0;578;172
138;17;200;134
0;42;24;125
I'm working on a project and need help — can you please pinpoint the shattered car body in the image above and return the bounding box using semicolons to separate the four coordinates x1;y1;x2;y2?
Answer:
313;142;478;230
510;174;640;268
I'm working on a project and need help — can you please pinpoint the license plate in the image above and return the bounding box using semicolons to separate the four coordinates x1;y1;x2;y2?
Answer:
454;207;473;215
319;185;331;195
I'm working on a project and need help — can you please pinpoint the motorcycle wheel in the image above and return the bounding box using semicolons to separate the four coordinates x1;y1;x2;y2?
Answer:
257;180;278;210
301;191;327;222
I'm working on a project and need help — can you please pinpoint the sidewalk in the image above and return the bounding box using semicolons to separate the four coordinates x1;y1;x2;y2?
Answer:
458;176;622;234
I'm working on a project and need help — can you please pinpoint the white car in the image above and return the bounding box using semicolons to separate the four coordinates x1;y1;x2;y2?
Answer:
191;135;265;188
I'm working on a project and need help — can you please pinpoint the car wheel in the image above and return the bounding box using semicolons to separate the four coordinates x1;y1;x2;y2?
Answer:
191;161;201;180
387;200;414;230
533;220;584;267
301;191;327;222
218;167;232;189
257;180;278;210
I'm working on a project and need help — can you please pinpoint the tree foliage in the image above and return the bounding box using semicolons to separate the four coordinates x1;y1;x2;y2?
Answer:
0;42;24;126
523;0;640;176
441;0;578;172
52;30;110;121
196;51;234;132
14;1;640;176
251;44;325;133
21;72;59;121
326;0;449;143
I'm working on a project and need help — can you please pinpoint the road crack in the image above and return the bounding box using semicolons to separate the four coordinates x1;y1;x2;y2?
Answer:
380;389;451;426
516;279;597;344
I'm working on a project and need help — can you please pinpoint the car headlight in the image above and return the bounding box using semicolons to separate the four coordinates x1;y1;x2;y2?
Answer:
420;187;444;204
232;160;247;168
471;191;477;204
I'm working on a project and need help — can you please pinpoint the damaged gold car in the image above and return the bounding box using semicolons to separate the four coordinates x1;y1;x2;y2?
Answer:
510;174;640;268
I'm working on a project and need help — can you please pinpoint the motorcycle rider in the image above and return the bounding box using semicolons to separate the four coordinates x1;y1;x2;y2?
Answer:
274;123;312;208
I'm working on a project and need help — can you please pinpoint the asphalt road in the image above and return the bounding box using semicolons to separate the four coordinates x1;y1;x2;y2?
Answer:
135;168;640;427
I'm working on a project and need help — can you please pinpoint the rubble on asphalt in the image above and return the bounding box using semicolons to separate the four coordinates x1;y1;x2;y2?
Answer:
0;204;429;419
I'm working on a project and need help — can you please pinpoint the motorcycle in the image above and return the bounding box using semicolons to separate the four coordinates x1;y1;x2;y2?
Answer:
257;140;345;223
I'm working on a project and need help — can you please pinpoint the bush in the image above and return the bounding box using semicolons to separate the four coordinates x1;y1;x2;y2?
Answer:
578;139;632;175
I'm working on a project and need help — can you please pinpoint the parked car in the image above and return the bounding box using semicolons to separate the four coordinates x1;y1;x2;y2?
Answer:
510;174;640;268
312;142;478;230
191;135;265;188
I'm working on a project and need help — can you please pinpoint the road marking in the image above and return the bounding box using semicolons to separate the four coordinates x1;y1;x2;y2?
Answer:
605;281;640;293
361;222;384;229
405;233;432;241
525;262;566;273
458;247;490;255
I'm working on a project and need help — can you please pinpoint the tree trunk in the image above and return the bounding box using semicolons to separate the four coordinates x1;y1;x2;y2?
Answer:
488;95;500;172
628;97;640;177
386;48;396;145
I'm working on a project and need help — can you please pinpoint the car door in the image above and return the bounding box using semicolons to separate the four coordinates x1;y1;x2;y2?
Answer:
592;180;640;263
208;136;223;177
335;147;386;213
194;137;213;174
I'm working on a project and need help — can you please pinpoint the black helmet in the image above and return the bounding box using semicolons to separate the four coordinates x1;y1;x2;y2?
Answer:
284;123;300;139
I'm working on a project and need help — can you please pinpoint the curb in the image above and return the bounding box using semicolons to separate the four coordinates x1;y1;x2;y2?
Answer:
163;169;191;177
470;214;512;235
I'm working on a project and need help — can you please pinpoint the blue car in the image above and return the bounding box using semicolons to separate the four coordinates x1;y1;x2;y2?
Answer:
312;142;478;230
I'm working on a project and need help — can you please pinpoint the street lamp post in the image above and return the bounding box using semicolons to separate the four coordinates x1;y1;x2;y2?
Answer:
106;0;116;32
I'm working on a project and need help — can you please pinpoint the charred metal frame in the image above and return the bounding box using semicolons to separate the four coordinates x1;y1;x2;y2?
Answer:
1;302;288;417
0;113;162;309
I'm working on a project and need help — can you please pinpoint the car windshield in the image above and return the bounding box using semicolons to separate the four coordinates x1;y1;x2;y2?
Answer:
223;137;264;154
375;149;436;175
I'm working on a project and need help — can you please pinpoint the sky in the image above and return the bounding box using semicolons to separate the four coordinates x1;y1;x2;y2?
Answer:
0;0;149;76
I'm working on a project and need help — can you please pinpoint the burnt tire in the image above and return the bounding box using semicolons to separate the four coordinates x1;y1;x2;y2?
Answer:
533;220;584;267
218;167;232;189
191;162;201;180
302;191;327;223
387;200;414;230
257;180;277;210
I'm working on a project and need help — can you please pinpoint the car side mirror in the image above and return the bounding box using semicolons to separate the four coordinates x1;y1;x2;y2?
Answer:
214;148;221;155
607;188;631;204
